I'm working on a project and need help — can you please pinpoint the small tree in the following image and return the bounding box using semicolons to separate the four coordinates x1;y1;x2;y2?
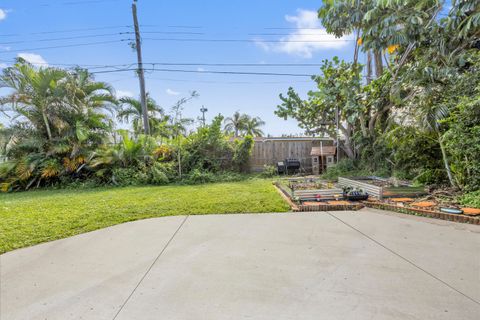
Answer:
233;135;254;173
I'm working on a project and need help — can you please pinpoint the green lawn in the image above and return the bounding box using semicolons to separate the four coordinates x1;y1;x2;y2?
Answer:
0;179;290;254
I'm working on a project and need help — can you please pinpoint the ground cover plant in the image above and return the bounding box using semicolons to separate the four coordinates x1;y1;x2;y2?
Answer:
0;179;289;253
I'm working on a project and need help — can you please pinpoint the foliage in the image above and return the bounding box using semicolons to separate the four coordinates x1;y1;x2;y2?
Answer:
183;115;234;173
0;179;290;253
276;57;362;159
277;0;480;192
224;111;265;137
118;94;169;137
459;190;480;209
321;159;369;180
232;135;254;173
261;164;278;178
0;60;116;191
443;86;480;191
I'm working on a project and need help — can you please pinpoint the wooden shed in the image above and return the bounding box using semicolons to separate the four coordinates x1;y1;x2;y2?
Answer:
310;145;337;175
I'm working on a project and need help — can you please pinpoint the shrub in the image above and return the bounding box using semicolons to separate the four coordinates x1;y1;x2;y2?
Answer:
321;159;366;180
183;115;234;173
459;190;480;209
232;135;254;173
261;165;277;178
149;162;170;185
413;168;448;186
111;167;149;186
185;169;215;184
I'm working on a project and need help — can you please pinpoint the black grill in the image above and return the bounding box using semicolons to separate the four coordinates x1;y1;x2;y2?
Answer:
285;158;300;173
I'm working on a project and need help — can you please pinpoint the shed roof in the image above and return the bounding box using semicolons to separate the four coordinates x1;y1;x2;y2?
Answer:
310;146;336;156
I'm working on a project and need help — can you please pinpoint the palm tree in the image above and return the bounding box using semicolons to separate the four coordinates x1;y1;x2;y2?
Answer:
0;60;118;190
244;116;265;137
0;59;67;140
224;111;248;137
117;94;164;136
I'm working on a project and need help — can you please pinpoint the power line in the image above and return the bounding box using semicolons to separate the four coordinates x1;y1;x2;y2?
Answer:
0;33;128;45
0;39;131;54
145;62;325;67
0;26;132;37
90;68;314;77
0;60;327;69
248;32;332;36
137;31;205;35
145;76;313;84
39;0;121;6
142;38;354;43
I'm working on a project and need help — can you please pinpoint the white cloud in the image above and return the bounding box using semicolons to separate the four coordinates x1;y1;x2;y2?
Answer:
116;90;134;98
0;9;7;21
17;53;48;67
197;67;206;72
255;9;351;58
0;63;8;69
166;88;180;96
0;45;11;51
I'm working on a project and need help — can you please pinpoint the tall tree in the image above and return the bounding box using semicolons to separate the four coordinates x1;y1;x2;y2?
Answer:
118;94;165;136
224;111;248;137
244;116;265;137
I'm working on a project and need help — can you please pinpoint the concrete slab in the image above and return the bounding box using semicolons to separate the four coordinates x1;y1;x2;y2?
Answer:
329;208;480;302
1;210;479;320
0;216;186;320
115;212;480;320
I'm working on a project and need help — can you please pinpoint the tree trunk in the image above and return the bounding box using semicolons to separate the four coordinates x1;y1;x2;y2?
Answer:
353;28;360;66
338;124;355;160
341;135;355;160
366;51;373;84
438;131;456;188
373;49;383;78
42;110;52;140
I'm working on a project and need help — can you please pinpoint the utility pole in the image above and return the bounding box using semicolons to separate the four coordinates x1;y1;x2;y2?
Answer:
200;106;208;126
132;0;150;135
335;105;340;164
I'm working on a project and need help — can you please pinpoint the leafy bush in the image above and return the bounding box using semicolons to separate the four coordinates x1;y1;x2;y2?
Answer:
459;191;480;209
444;96;480;191
148;162;170;185
413;169;448;186
111;167;149;186
232;135;254;172
261;165;277;178
185;169;215;184
183;115;234;173
321;159;365;180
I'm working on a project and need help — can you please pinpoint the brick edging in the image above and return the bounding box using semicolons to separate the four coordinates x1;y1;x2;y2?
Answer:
363;201;480;225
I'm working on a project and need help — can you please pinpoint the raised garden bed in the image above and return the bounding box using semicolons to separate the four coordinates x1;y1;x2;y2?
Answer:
338;176;426;200
274;180;363;212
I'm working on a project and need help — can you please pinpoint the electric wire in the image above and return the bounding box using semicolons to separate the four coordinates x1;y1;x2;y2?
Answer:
0;39;132;54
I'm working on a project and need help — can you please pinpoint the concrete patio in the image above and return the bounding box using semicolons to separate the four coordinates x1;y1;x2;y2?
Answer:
1;208;479;319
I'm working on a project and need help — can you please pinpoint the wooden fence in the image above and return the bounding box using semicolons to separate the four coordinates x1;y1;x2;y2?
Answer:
249;138;335;172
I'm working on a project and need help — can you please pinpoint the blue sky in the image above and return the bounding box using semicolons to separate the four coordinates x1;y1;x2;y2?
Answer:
0;0;358;135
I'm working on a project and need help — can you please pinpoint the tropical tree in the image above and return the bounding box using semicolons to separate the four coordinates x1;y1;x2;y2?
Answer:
118;94;166;136
0;59;67;140
0;60;117;190
276;57;363;159
224;111;248;137
244;116;265;137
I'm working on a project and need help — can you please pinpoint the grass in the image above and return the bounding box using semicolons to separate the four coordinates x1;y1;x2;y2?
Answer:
0;179;290;254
